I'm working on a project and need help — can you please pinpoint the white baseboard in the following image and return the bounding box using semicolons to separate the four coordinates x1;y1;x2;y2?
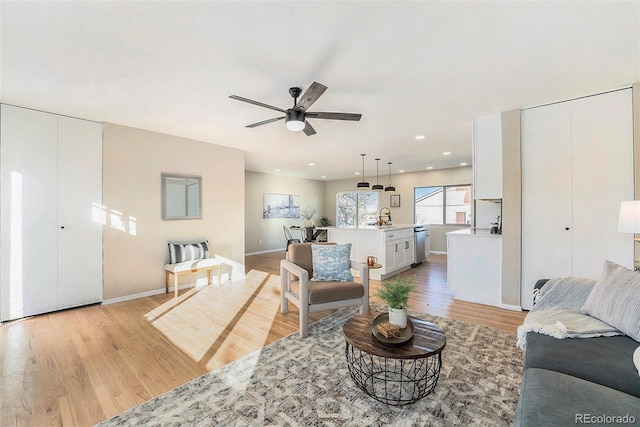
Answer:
500;303;523;312
102;288;167;305
430;250;447;255
102;280;224;305
246;248;285;256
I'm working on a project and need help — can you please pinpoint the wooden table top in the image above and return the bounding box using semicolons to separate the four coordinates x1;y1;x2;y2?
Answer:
343;311;446;359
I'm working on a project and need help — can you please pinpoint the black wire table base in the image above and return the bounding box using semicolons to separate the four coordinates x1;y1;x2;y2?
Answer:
345;342;442;406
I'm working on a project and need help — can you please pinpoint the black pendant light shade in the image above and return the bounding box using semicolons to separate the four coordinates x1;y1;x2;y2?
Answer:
357;154;370;189
372;158;384;191
385;161;396;192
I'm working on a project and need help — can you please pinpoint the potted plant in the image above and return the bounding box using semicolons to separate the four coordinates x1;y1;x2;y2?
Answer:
319;215;332;227
376;275;415;328
300;207;316;227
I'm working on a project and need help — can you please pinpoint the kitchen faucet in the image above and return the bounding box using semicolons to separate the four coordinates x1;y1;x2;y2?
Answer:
378;207;392;226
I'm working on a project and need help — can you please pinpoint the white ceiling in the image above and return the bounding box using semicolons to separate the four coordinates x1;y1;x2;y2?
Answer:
1;1;639;181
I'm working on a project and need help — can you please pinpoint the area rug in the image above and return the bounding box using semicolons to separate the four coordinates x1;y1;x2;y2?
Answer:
100;305;523;426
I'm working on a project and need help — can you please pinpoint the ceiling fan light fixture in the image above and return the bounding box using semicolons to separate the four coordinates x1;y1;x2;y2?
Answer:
230;82;361;136
285;110;305;131
385;161;396;192
357;154;370;190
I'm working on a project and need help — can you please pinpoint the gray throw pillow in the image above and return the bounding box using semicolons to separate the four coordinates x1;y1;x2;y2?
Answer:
581;260;640;341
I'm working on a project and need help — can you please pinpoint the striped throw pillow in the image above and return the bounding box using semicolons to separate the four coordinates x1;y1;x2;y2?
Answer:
168;240;210;264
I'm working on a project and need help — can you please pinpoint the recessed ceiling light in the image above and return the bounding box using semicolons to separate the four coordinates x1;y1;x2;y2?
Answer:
274;169;281;172
427;166;433;170
355;172;360;175
308;162;315;166
415;135;425;140
460;162;467;166
398;170;405;173
321;175;326;179
442;152;451;156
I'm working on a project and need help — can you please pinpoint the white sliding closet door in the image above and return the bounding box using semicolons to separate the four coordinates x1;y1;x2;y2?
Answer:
57;116;103;309
521;89;634;310
570;90;633;278
1;105;103;321
521;100;574;304
1;105;59;320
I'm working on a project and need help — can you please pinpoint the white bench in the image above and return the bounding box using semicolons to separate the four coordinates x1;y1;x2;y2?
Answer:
164;240;222;298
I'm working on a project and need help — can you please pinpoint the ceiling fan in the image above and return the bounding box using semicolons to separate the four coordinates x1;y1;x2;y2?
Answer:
229;82;362;136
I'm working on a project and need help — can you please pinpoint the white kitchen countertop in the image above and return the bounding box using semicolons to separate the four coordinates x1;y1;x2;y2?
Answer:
321;224;418;231
447;228;502;238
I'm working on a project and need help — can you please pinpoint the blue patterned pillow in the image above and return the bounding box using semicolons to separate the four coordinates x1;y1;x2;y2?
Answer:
311;243;353;282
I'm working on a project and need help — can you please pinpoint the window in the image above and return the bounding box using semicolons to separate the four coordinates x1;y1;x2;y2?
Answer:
336;191;379;228
414;185;472;225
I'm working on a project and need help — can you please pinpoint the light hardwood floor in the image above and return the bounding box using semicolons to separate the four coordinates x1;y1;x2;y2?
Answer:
0;252;526;426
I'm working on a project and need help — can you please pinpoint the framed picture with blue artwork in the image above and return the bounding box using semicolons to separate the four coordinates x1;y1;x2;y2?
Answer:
263;193;300;219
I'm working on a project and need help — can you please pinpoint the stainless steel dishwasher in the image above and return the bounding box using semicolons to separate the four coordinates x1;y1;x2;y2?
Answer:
413;226;427;265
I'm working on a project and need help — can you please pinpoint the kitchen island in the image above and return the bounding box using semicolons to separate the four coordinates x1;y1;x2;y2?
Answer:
446;228;502;307
326;225;423;280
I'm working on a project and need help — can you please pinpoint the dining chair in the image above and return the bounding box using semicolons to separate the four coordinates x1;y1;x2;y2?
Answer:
283;226;301;252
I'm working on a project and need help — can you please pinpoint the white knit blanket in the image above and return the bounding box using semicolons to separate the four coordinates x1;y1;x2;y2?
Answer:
517;277;622;350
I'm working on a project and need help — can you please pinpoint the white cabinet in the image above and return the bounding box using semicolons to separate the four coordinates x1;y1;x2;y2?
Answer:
383;228;414;279
425;232;431;256
404;238;415;265
1;104;103;321
384;240;397;272
327;227;415;280
473;113;502;200
521;89;634;310
447;230;501;307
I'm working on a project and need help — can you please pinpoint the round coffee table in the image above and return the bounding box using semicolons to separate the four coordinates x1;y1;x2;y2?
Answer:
343;311;446;406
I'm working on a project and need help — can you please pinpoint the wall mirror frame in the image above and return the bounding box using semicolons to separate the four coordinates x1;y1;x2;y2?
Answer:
161;173;202;220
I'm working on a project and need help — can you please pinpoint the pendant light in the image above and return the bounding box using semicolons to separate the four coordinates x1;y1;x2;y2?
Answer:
356;153;370;189
372;158;384;191
384;162;396;192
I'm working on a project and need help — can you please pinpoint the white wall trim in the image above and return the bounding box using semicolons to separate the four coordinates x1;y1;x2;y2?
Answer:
522;85;632;110
430;250;447;255
246;248;285;256
102;271;242;305
102;282;211;305
500;303;523;312
102;288;167;305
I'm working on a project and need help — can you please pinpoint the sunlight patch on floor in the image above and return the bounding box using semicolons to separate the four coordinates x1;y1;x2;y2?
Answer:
144;268;283;380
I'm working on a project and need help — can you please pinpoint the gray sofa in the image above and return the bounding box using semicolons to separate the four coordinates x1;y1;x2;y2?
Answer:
514;278;640;426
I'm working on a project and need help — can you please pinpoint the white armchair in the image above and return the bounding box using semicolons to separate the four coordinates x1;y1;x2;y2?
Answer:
280;242;370;338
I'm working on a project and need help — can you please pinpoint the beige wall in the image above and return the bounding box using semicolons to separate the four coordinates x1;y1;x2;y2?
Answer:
324;167;473;252
245;171;326;254
500;109;522;307
103;123;245;300
633;83;640;261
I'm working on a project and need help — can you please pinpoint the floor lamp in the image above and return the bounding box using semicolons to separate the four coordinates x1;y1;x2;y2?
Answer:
617;200;640;271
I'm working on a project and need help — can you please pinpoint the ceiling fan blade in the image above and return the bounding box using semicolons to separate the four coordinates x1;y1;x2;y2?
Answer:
305;112;362;121
229;95;285;113
294;82;327;111
303;121;317;136
246;116;285;128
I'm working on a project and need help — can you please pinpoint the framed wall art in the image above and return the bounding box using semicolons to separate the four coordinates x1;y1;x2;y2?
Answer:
263;193;300;219
390;194;400;208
